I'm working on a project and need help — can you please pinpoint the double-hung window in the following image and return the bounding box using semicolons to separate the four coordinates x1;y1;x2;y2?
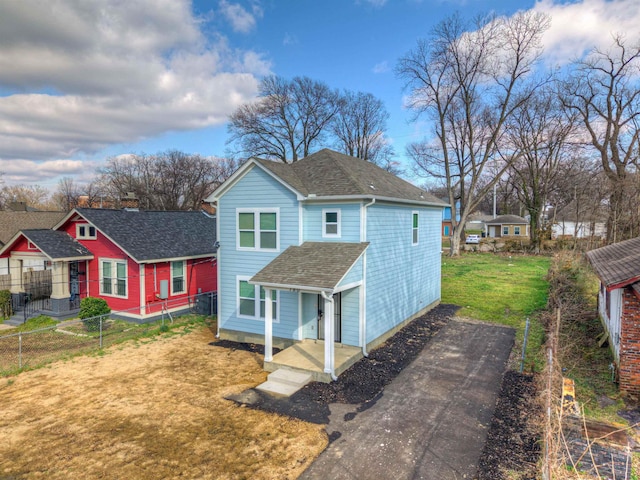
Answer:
171;261;186;295
238;277;278;321
503;226;509;236
412;212;419;245
514;226;521;235
77;224;97;239
237;209;278;250
322;209;341;238
100;259;127;297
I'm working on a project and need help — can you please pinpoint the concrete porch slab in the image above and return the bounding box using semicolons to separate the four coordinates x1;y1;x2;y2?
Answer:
264;340;363;383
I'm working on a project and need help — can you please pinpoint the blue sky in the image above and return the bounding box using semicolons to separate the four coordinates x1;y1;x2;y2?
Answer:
0;0;638;190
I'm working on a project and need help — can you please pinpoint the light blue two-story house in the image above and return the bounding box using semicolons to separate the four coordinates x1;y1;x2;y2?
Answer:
205;149;446;381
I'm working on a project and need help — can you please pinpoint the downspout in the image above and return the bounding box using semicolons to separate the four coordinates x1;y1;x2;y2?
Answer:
361;198;375;357
320;290;338;381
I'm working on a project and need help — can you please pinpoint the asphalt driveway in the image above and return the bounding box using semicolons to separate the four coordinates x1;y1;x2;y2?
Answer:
300;319;515;480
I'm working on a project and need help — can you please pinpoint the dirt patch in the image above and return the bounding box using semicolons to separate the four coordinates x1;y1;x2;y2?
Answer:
0;326;326;479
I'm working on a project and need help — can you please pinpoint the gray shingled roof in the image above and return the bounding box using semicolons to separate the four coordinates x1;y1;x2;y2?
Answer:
21;230;93;261
586;236;640;289
73;208;216;262
256;149;445;206
0;211;66;246
250;242;369;291
485;215;528;225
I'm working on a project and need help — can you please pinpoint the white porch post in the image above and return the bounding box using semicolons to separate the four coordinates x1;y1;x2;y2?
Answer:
264;287;273;363
322;292;335;378
8;257;22;294
51;261;70;299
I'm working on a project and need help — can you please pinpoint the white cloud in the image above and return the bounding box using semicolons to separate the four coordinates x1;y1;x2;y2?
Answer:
283;33;299;46
0;0;269;174
533;0;640;66
219;0;263;34
373;61;390;74
359;0;388;7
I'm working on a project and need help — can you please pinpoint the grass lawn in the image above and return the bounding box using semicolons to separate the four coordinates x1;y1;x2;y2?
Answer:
441;253;551;369
0;322;326;479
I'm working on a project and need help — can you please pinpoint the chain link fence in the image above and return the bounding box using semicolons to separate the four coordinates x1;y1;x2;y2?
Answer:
0;291;217;375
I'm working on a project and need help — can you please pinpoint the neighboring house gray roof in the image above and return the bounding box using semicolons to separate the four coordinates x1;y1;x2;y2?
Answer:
254;149;446;206
250;242;369;292
485;215;528;225
20;229;93;261
586;236;640;290
0;211;66;246
70;208;217;262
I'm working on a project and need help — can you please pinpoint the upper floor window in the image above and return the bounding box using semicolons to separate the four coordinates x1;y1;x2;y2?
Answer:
77;223;96;240
237;209;278;251
27;240;38;250
100;259;127;298
322;209;341;238
412;212;419;245
171;260;186;295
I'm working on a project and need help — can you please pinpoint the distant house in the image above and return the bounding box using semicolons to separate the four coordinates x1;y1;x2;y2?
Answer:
485;215;530;238
0;208;217;322
441;200;457;237
586;237;640;396
551;202;606;239
205;148;446;382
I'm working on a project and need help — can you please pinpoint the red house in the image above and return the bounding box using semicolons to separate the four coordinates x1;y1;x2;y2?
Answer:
0;208;217;322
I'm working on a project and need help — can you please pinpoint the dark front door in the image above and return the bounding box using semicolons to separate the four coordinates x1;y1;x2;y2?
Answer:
318;292;341;343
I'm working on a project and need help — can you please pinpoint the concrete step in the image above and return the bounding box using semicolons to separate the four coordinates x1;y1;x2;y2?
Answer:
267;368;313;387
4;317;24;327
255;368;313;397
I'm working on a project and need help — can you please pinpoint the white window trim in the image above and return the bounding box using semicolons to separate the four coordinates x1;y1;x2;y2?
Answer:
503;226;509;236
27;241;38;250
170;260;186;296
236;275;280;323
76;223;97;240
514;226;521;235
412;211;419;245
236;208;280;251
99;258;128;299
322;208;341;238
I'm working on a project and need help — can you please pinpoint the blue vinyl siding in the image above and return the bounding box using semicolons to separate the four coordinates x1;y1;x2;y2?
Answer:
218;166;300;339
338;256;363;289
341;287;360;346
365;204;441;344
303;203;361;242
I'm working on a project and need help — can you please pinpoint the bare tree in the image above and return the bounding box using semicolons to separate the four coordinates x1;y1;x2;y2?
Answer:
332;90;395;168
227;76;341;163
560;36;640;243
505;85;577;250
0;184;55;210
97;151;236;210
398;11;550;255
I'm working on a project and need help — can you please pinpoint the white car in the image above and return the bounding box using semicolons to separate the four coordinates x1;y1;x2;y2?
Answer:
465;234;480;244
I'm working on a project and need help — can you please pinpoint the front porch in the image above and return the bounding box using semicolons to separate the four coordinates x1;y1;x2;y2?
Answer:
264;339;363;383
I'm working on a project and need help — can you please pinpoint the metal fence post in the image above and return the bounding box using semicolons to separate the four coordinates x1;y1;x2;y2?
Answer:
99;317;103;349
520;317;530;373
18;332;22;369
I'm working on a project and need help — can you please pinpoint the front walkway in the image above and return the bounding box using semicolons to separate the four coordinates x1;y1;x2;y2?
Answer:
264;340;362;383
300;319;515;480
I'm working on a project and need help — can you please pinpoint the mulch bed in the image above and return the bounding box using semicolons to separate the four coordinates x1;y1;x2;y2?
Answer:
223;303;542;478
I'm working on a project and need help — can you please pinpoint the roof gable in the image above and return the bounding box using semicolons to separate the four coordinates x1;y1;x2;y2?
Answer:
209;149;446;207
0;229;93;261
66;209;217;262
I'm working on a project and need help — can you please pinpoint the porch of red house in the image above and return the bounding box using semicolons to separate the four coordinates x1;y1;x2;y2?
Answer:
263;339;362;383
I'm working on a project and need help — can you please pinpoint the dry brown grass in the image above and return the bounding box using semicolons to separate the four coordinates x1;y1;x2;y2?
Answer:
0;325;327;479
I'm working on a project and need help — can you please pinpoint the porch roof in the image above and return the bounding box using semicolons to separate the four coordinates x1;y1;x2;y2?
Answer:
20;229;94;261
250;241;369;293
